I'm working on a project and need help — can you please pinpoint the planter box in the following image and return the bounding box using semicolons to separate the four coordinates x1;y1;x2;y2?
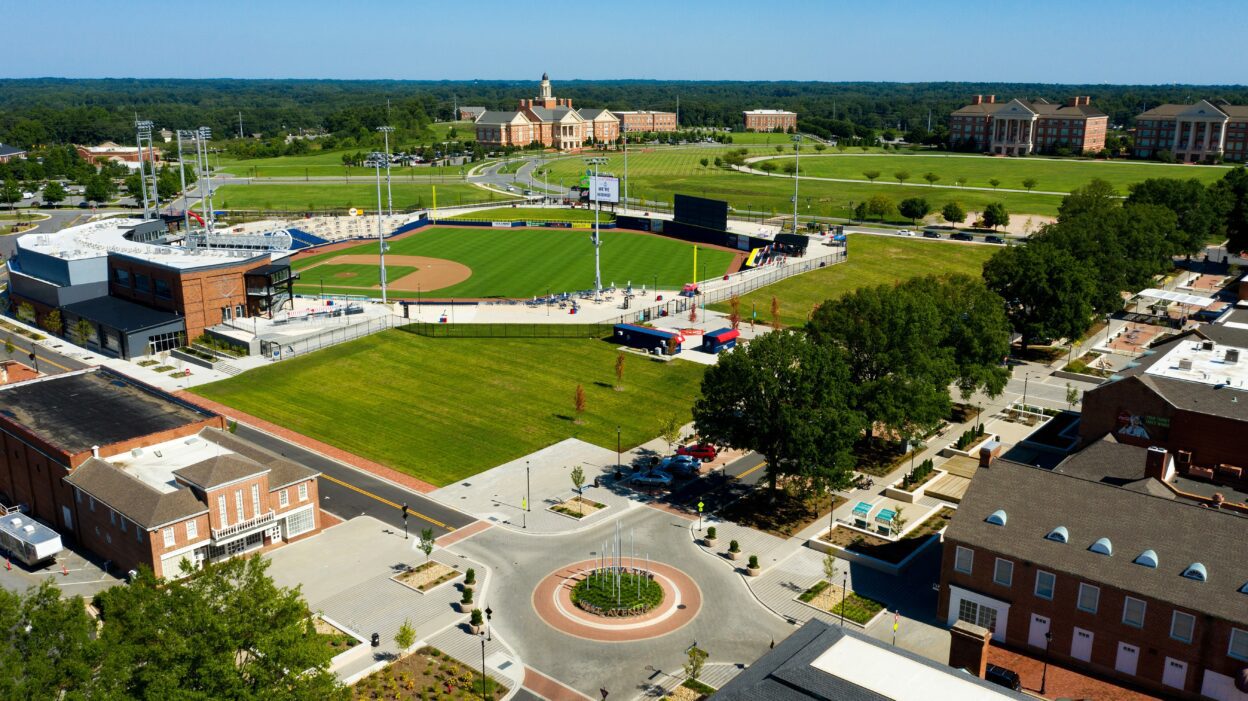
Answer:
807;525;940;575
726;551;741;561
884;469;946;503
170;348;219;370
939;434;998;459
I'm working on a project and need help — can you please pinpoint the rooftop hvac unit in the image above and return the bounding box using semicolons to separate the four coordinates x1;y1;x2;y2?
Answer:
1202;340;1215;351
1226;349;1240;364
1178;358;1194;370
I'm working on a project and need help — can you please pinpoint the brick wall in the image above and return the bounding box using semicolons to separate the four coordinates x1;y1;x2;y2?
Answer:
110;257;260;341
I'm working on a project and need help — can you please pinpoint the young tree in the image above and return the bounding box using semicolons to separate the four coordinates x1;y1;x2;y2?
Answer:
770;295;782;329
40;309;63;336
865;194;894;221
862;170;881;183
16;302;35;324
988;178;1001;189
1022;177;1038;192
693;330;864;497
684;646;709;681
1066;383;1080;409
41;181;66;207
898;197;931;224
394;619;416;653
891;506;908;536
699;157;709;169
758;161;777;176
893;171;911;185
573;383;586;423
782;162;797;175
774;145;783;153
954;176;967;188
836;143;848;153
419;528;435;562
941;201;967;227
853;201;869;221
922;172;940;187
71;318;93;347
983;202;1010;230
614;352;625;390
713;156;722;168
3;339;13;357
659;415;682;452
0;181;20;212
814;143;826;152
728;294;741;330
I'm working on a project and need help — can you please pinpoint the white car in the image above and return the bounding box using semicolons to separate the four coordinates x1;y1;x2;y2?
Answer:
896;229;915;237
632;470;673;487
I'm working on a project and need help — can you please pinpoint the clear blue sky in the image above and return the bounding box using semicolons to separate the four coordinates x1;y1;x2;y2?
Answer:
4;0;1245;84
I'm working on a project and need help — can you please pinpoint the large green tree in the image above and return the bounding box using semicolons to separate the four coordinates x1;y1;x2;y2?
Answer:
983;242;1097;349
692;330;863;496
897;197;931;224
1127;177;1229;255
0;580;100;699
1214;166;1248;254
95;556;347;701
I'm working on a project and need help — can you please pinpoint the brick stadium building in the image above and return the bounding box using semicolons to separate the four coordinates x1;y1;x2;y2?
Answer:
1133;100;1248;163
474;73;619;150
743;109;797;132
611;110;679;133
7;217;294;359
0;367;322;579
939;441;1248;700
1079;323;1248;470
949;95;1108;156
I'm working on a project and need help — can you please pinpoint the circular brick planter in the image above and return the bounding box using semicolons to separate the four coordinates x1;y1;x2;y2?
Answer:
532;559;702;642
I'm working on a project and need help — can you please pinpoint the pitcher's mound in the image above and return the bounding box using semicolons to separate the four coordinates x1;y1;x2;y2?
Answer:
316;254;471;292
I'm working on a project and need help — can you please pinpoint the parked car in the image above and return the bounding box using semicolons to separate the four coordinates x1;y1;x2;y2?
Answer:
632;470;672;486
676;443;718;462
523;189;534;196
951;232;974;242
984;664;1021;691
659;455;700;476
922;230;941;239
632;454;661;470
985;235;1006;244
896;229;915;237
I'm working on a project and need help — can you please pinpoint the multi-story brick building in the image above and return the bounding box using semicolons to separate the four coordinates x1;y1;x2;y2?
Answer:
949;95;1108;156
474;73;619;150
743;109;797;132
1133;100;1248;163
458;106;486;121
1079;323;1248;469
75;142;158;167
0;367;322;579
7;217;294;358
0;143;26;163
611;110;679;133
939;441;1248;700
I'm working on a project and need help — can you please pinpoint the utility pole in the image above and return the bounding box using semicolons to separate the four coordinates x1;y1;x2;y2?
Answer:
369;152;389;303
238;111;243;140
378;126;395;216
623;132;629;213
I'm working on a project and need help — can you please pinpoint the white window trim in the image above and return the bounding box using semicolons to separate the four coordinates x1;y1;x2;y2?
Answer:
162;526;175;548
278;489;289;508
954;546;974;574
993;558;1013;587
1077;583;1099;614
250;484;261;519
297;482;309;502
1168;608;1198;643
1229;628;1248;662
186;520;198;540
1123;596;1147;629
1034;570;1056;600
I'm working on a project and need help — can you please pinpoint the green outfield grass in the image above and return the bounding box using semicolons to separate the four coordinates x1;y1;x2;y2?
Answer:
757;153;1229;194
711;233;997;326
297;264;417;288
210;183;513;211
192;332;708;485
447;207;614;223
540;147;1065;217
291;225;734;298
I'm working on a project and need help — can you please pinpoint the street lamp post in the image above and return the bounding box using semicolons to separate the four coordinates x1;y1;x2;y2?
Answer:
585;157;608;300
1040;631;1053;694
840;572;848;627
616;426;622;469
525;460;531;512
791;135;802;234
479;636;487;701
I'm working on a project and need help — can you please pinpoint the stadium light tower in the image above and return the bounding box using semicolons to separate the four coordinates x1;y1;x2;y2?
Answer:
377;126;395;216
791;134;802;234
134;119;155;218
196;127;215;234
585;157;608;300
368;152;389;303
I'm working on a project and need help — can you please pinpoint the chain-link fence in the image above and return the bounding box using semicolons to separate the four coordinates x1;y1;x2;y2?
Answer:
261;314;398;360
398;322;612;339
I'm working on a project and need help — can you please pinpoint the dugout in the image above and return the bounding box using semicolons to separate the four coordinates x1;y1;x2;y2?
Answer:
701;328;739;353
613;323;684;354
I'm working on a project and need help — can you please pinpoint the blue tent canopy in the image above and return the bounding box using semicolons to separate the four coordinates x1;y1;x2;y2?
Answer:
852;502;872;518
875;509;897;524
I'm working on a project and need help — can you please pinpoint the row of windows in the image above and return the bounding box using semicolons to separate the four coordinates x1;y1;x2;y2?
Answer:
112;268;172;299
76;488;143;544
956;546;1247;659
163;519;199;548
147;331;184;355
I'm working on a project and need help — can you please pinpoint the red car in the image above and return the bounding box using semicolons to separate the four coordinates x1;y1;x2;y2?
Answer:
676;443;718;462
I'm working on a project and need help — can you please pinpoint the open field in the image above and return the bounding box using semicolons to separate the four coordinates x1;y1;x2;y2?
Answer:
447;207;614;223
291;225;736;298
711;233;996;326
758;153;1229;194
540;147;1065;217
209;183;513;211
192;332;708;486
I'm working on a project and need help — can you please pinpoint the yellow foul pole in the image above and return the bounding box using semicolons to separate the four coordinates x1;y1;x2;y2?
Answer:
692;245;698;286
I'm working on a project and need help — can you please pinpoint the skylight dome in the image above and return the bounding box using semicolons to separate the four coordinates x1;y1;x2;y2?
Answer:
1089;538;1113;556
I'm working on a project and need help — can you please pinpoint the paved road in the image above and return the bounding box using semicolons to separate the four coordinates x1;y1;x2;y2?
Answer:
0;328;91;376
230;424;474;538
663;451;767;515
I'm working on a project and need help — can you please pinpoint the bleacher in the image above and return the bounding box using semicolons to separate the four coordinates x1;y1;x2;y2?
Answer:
293;214;420;244
286;228;329;250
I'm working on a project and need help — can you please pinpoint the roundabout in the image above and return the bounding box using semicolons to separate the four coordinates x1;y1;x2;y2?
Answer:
532;558;702;642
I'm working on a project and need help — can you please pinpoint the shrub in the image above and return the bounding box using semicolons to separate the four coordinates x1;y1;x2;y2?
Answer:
748;555;759;569
706;526;717;540
470;608;483;627
461;587;473;604
464;568;476;585
729;539;740;553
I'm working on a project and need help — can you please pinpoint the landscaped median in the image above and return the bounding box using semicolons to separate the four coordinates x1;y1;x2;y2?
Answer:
549;495;608;520
796;580;887;626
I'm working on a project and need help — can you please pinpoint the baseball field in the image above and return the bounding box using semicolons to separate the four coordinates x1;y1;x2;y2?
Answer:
290;225;739;299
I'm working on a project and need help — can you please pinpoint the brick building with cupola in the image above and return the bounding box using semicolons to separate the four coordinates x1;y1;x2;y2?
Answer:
0;367;322;579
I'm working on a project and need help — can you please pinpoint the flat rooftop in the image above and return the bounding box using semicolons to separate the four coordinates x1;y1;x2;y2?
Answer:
16;217;276;270
1144;337;1248;390
103;433;235;495
744;109;795;115
0;369;216;456
811;635;1012;701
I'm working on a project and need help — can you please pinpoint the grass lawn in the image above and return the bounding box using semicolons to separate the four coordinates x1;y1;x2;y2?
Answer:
711;233;996;326
447;207;614;223
192;332;708;486
540;147;1065;217
209;183;512;211
758;152;1229;194
291;226;735;298
297;264;417;289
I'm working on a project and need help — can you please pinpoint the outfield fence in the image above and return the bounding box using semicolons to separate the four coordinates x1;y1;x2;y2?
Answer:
398;323;613;339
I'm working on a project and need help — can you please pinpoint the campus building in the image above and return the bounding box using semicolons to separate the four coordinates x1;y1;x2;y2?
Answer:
611;110;679;133
939;441;1248;700
743;109;797;132
458;106;486;121
1133;100;1248;163
0;143;26;163
474;73;619;150
75;142;159;169
1079;323;1248;470
949;95;1108;156
7;217;295;359
0;368;322;579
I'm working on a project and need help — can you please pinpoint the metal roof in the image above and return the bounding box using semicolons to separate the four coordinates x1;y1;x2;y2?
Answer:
1137;288;1216;307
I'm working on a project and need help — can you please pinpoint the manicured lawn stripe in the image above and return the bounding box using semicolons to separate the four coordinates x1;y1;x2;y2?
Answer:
210;183;512;211
192;333;707;486
447;207;614;223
